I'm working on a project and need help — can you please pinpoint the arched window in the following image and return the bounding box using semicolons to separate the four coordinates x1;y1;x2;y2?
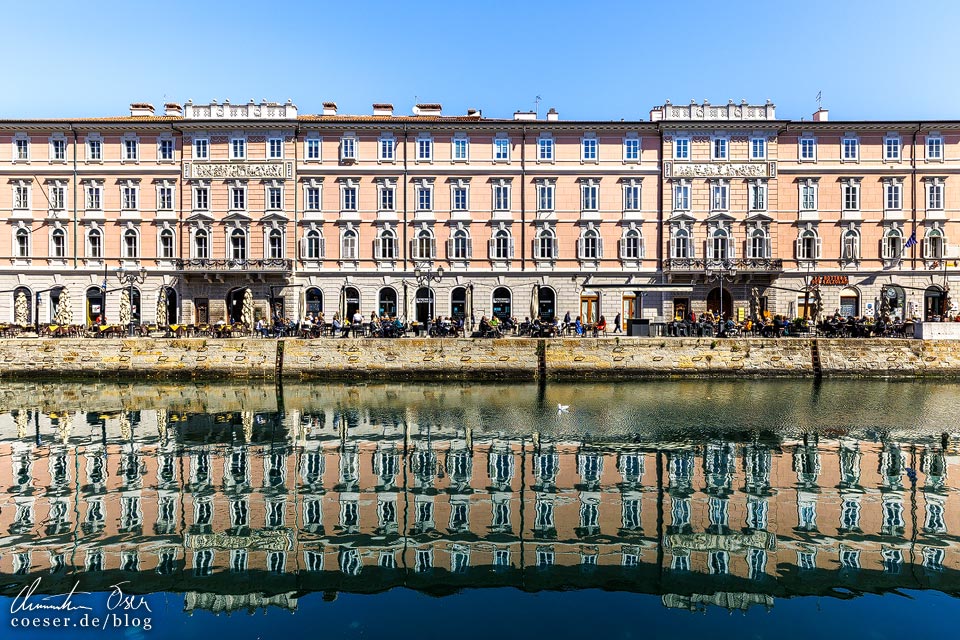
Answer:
748;227;770;259
267;228;283;259
87;228;103;259
378;287;398;317
123;228;139;259
230;228;247;261
303;229;323;259
341;228;358;260
377;228;397;260
579;228;601;260
708;227;731;260
671;227;691;259
490;228;512;260
414;228;435;260
841;228;860;262
621;228;642;260
450;286;467;320
924;227;945;259
159;228;175;259
881;227;903;261
536;227;557;260
14;228;29;258
194;228;209;259
492;287;512;321
796;228;821;261
305;287;323;314
51;228;66;258
449;228;471;260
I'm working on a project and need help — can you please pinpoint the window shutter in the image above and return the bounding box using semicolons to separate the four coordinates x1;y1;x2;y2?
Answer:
532;238;539;259
374;239;381;260
796;237;803;259
466;238;473;259
446;238;454;259
764;237;771;259
430;238;436;259
577;237;583;259
815;237;822;259
409;238;416;259
488;238;495;259
597;237;604;258
299;237;308;258
618;238;625;259
638;238;645;258
729;237;736;258
319;237;325;258
509;237;515;258
706;239;713;260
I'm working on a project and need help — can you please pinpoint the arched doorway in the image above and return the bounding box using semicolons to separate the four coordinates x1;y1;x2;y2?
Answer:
129;288;142;325
305;287;323;315
706;287;734;319
492;287;512;321
925;285;946;320
839;287;860;317
451;287;467;321
49;288;63;323
161;287;178;325
85;287;104;325
415;287;434;323
537;286;556;321
881;285;906;320
343;287;360;319
378;287;398;318
227;288;248;323
12;286;32;326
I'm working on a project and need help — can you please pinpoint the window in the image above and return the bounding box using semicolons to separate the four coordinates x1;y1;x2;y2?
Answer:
750;137;766;159
13;184;29;209
268;138;283;159
268;229;283;259
51;137;66;161
194;229;209;259
194;138;209;159
87;228;103;258
711;181;729;211
885;180;902;210
493;183;510;211
306;186;320;211
796;228;821;260
927;136;943;161
840;499;861;530
414;228;435;259
194;185;209;210
452;137;469;161
159;138;174;161
624;137;640;161
268;186;282;210
159;229;175;258
230;228;247;260
748;228;770;259
708;228;732;260
14;137;29;161
122;184;138;210
674;138;690;160
882;227;904;260
494;137;510;161
490;228;513;260
82;184;98;209
841;228;860;261
339;136;356;161
842;137;859;161
124;138;138;161
538;182;554;211
712;137;728;160
306;137;321;160
341;228;358;260
379;183;395;211
579;227;601;260
416;184;432;211
417;136;432;161
230;185;246;210
15;229;29;258
621;228;642;259
304;229;323;259
671;228;692;258
377;135;394;161
749;181;767;210
450;228;470;259
452;185;468;211
377;228;397;259
123;229;139;258
158;186;173;210
536;227;557;260
582;137;598;161
800;181;818;210
624;182;641;211
843;181;860;210
667;182;691;214
581;182;599;211
928;179;944;210
538;137;554;161
342;185;358;211
884;136;901;161
231;137;246;159
52;229;66;258
88;138;102;161
924;228;944;259
799;137;816;161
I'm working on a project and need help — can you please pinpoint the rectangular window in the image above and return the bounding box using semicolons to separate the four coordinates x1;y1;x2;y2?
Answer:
15;138;29;160
86;185;102;210
417;137;432;161
50;185;65;209
452;137;469;161
159;139;174;161
751;137;766;159
452;187;468;211
493;184;510;211
885;137;900;161
342;187;358;211
268;138;283;159
417;186;432;210
538;183;554;211
194;186;209;210
124;139;138;161
231;187;246;210
582;138;598;161
340;137;356;161
88;139;102;161
158;186;173;210
268;187;282;210
306;187;320;210
582;184;598;210
675;138;690;160
799;138;816;161
231;138;246;159
494;138;510;161
674;183;690;210
886;182;902;210
538;137;554;161
843;183;860;210
194;138;209;159
306;138;321;160
801;183;817;210
379;137;394;161
122;186;138;210
52;138;66;161
624;184;641;210
13;185;29;209
380;185;395;211
711;183;728;210
842;138;859;161
929;181;944;210
927;137;943;160
712;138;728;160
624;138;640;161
749;182;767;210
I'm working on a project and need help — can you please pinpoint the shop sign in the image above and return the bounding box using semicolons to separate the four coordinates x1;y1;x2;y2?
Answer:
810;275;849;287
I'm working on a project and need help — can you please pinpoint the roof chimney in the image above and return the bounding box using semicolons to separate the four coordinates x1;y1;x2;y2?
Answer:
164;102;182;117
546;108;559;121
513;111;536;121
373;103;394;116
129;103;155;117
322;102;338;116
813;108;829;122
466;108;481;118
648;106;664;122
413;103;442;116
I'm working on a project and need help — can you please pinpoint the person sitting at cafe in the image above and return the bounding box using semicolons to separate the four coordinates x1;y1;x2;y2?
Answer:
575;316;584;337
489;314;502;337
479;315;492;337
594;315;607;337
255;318;268;338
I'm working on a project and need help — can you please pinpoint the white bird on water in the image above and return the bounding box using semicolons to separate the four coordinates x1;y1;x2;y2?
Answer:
557;403;570;416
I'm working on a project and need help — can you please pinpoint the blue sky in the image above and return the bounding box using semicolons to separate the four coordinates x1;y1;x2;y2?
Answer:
3;0;958;121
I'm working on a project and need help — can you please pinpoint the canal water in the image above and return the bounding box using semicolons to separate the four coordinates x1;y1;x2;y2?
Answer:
0;379;958;639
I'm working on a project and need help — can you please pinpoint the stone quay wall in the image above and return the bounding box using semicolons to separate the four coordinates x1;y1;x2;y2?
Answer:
1;337;960;380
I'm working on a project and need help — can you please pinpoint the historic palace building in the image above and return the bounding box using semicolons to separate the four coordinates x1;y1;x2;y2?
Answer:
1;98;957;327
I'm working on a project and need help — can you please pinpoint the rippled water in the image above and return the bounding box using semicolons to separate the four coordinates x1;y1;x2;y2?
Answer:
0;379;958;639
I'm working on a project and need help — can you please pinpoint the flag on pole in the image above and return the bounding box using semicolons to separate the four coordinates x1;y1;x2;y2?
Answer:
904;230;918;249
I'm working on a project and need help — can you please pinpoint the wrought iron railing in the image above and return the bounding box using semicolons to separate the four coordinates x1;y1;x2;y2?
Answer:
663;258;783;271
175;259;292;271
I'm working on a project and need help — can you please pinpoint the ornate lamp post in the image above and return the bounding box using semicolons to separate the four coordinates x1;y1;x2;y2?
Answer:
413;262;443;330
117;266;147;337
705;259;737;322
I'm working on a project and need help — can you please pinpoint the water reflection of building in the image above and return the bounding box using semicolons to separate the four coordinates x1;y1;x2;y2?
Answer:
0;407;957;613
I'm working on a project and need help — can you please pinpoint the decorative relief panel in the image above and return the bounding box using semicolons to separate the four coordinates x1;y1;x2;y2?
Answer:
664;161;776;178
184;162;293;180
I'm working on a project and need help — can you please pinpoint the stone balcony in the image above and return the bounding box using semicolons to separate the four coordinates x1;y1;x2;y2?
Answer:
664;258;784;273
175;258;292;275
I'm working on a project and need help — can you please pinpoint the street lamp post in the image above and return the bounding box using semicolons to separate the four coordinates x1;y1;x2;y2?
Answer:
705;259;737;325
117;266;147;337
413;262;443;331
